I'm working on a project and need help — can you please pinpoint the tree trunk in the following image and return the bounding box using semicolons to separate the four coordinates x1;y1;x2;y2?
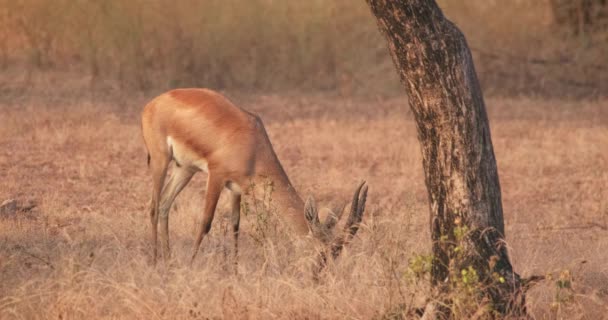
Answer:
365;0;527;317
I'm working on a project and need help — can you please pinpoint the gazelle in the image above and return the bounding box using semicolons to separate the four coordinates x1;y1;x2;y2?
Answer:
141;88;367;266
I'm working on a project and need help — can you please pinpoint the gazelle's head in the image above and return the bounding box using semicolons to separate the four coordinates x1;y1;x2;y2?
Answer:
304;181;368;247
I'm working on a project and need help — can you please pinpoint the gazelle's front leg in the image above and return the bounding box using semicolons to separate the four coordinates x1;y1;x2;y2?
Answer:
191;173;224;263
157;166;195;261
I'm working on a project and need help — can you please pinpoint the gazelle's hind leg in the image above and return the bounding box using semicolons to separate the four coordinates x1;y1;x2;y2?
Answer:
147;155;169;265
158;166;196;261
229;191;242;272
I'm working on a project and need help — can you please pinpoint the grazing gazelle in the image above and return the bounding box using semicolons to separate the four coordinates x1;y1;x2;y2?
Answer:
141;88;367;265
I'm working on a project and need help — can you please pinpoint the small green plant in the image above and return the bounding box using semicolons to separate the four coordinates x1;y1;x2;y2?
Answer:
548;269;575;313
405;253;433;282
404;220;512;318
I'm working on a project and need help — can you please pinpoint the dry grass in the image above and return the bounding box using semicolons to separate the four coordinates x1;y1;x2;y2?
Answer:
0;0;396;94
1;2;606;318
1;79;607;319
1;1;606;97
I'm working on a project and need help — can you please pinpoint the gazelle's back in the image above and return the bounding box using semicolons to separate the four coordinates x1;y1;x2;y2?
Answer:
141;88;258;176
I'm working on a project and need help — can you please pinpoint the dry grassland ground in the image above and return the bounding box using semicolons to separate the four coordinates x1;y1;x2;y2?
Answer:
0;78;607;319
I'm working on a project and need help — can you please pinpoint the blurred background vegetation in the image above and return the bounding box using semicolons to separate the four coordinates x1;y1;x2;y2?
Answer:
1;0;606;98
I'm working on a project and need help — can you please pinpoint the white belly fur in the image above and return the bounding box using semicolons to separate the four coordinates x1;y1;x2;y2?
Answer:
226;181;242;194
166;136;241;194
167;136;209;172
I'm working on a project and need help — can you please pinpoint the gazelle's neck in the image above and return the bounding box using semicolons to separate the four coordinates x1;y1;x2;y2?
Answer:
252;158;308;235
248;124;308;235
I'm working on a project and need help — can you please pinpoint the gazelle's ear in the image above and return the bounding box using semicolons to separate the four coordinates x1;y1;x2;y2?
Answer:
304;196;320;232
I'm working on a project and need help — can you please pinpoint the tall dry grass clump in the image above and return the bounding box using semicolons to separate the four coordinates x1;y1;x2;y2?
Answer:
439;0;608;98
2;0;607;97
1;0;396;93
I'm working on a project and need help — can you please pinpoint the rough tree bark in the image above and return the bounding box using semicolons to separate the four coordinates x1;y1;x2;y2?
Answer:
365;0;527;317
